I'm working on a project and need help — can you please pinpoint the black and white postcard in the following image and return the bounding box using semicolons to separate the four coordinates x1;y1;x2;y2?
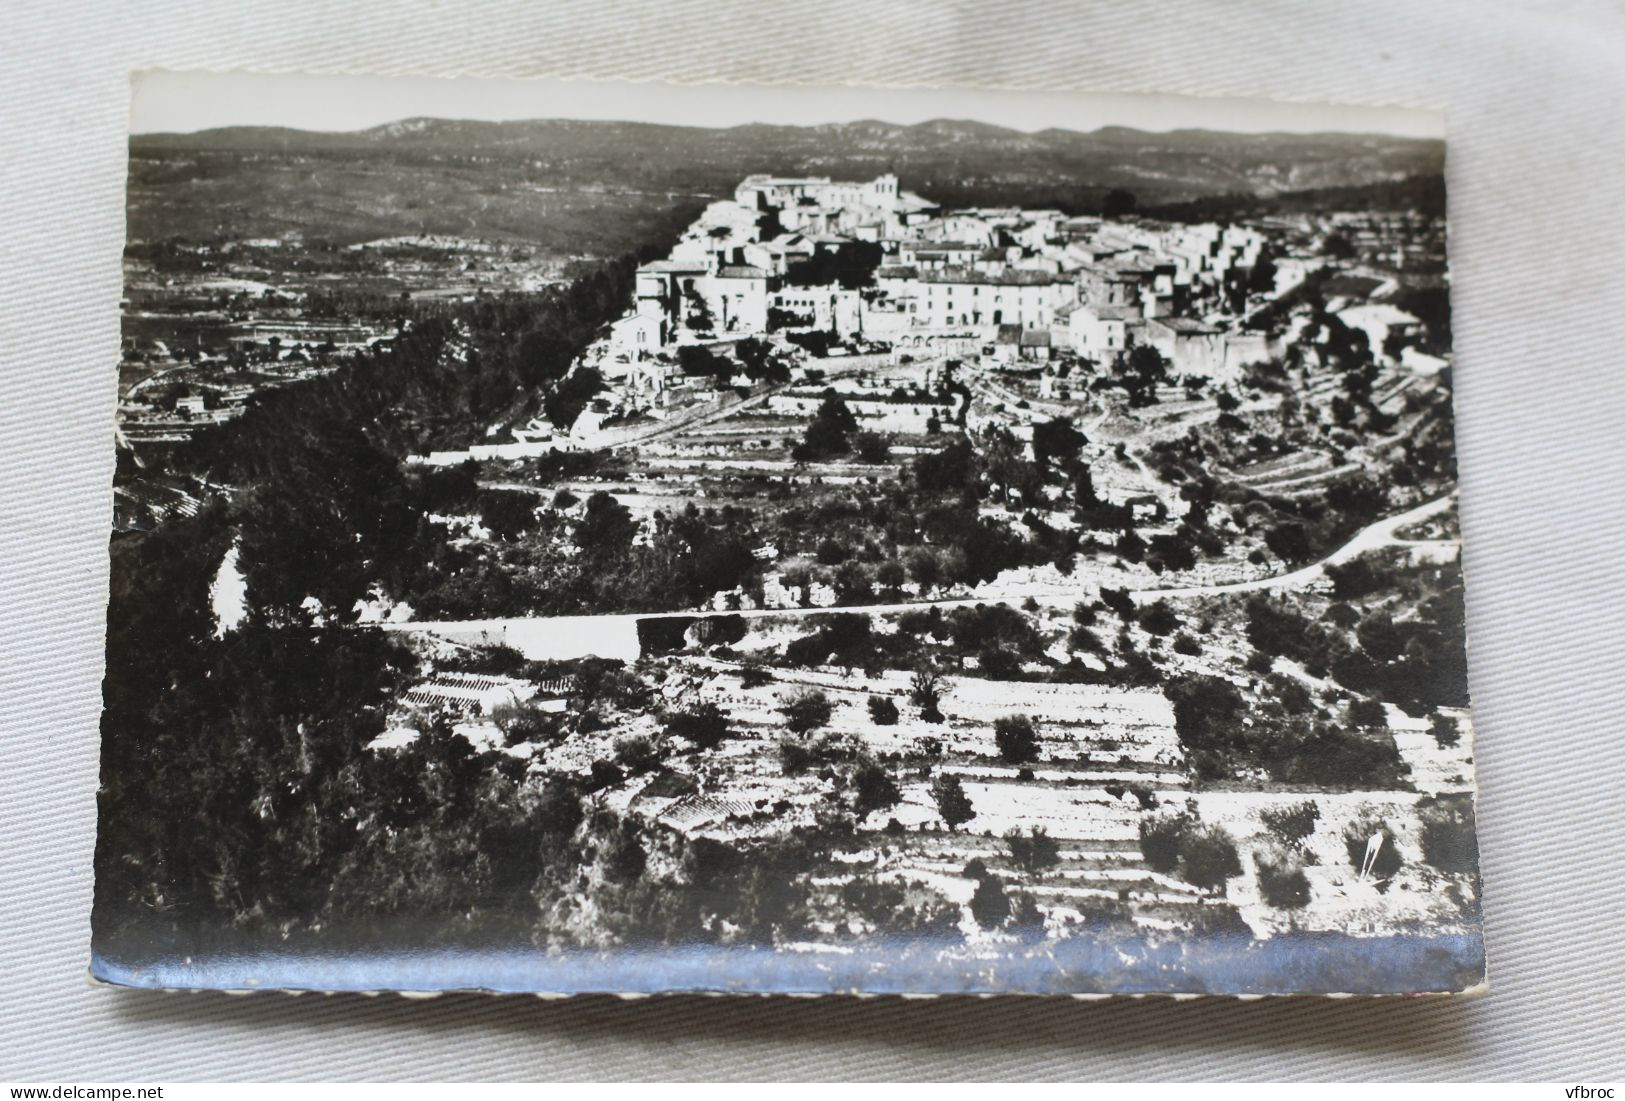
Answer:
96;71;1482;995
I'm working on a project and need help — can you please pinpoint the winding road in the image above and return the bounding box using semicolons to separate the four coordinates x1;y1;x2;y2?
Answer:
383;492;1459;661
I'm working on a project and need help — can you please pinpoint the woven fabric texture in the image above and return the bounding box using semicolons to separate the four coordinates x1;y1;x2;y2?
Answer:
2;0;1623;1081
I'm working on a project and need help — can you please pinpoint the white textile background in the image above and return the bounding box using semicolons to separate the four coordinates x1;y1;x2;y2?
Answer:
2;0;1623;1081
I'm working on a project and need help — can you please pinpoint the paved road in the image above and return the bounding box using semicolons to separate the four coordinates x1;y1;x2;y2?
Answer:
383;492;1458;660
1129;492;1458;600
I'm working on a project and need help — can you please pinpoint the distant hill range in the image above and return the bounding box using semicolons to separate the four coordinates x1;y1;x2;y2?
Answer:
127;117;1444;254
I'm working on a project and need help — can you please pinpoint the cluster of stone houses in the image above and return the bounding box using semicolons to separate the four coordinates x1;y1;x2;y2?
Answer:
594;172;1306;387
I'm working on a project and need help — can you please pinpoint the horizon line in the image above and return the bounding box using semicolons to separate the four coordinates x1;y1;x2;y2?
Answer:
130;71;1447;141
133;113;1446;144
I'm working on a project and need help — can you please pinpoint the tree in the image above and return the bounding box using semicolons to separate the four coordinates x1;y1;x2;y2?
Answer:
779;688;834;734
1032;417;1086;470
1005;826;1061;876
875;560;905;597
677;344;734;382
517;329;576;386
909;666;945;723
1429;712;1461;748
853;431;891;464
792;395;858;462
932;773;975;830
969;871;1010;928
1122;345;1169;408
1167;674;1246;762
850;758;902;819
993;714;1040;765
545;365;604;428
682;280;714;331
905;548;944;594
479;490;539;541
1323;232;1357;261
832;560;875;606
735;336;774;379
1347;696;1387;728
575;491;637;555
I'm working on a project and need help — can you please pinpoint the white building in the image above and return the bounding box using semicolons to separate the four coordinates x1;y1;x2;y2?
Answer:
1065;301;1142;359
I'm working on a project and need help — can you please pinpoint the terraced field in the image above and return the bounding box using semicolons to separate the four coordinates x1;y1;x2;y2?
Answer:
649;662;1210;925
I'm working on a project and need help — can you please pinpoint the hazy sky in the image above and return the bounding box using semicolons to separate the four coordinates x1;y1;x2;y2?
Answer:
131;70;1444;139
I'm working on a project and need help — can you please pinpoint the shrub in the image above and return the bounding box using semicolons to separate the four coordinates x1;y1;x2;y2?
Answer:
1260;801;1320;848
1100;587;1135;620
778;737;816;776
993;714;1040;765
1138;812;1242;894
1273;725;1408;790
664;701;730;750
1173;633;1202;657
867;695;900;725
1255;850;1312;909
491;697;564;746
1005;826;1062;876
1138;601;1180;637
931;773;974;830
1180;825;1245;891
779;688;835;734
839;876;908;924
908;735;943;761
1139;817;1181;874
613;734;662;774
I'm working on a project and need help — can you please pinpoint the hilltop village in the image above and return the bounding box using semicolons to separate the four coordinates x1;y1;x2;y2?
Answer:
417;171;1444;464
325;173;1476;954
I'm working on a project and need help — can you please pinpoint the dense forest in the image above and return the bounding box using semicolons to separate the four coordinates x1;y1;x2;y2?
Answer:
95;254;648;958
